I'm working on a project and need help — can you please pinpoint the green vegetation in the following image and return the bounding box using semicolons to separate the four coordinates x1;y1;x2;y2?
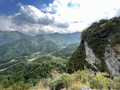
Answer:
0;31;30;44
49;32;81;46
66;40;87;73
0;34;80;89
0;34;60;64
0;60;20;70
0;35;81;89
52;43;79;59
0;32;81;64
66;16;120;73
28;70;120;90
0;55;67;89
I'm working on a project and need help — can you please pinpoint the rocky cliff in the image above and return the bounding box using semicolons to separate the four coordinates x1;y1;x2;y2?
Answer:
66;16;120;77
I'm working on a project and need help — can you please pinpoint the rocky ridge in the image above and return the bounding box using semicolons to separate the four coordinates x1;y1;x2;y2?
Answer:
66;16;120;77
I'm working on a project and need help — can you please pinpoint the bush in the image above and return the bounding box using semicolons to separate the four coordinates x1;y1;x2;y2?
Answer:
49;70;71;90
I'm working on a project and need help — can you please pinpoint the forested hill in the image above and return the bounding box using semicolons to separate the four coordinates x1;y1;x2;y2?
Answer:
0;31;8;35
0;31;81;89
66;16;120;76
0;32;81;64
0;43;79;89
0;34;60;64
49;32;81;46
0;31;30;44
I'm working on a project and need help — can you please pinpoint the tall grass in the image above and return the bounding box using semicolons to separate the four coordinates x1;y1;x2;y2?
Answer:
30;70;120;90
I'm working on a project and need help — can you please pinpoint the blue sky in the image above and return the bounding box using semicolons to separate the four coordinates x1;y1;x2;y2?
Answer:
0;0;120;35
0;0;53;15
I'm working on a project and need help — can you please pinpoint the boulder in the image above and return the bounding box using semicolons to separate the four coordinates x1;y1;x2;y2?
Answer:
79;86;92;90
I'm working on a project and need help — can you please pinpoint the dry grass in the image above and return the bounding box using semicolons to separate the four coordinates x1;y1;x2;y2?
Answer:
0;85;3;90
0;68;7;72
113;44;120;54
29;79;50;90
28;58;37;62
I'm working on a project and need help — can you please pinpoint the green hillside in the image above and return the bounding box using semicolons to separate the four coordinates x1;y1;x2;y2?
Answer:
0;32;81;64
52;43;79;59
0;32;81;89
0;34;60;64
0;31;8;35
0;31;30;44
49;32;81;46
0;55;67;88
66;16;120;73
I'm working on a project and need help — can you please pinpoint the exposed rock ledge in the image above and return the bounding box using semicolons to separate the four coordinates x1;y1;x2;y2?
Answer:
79;86;92;90
84;66;96;74
84;41;100;72
104;45;120;76
84;41;101;64
84;41;120;76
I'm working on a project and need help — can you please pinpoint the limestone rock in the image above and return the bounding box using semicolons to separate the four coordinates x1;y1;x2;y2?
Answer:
104;45;120;76
79;86;92;90
84;41;101;64
84;41;100;72
84;65;96;74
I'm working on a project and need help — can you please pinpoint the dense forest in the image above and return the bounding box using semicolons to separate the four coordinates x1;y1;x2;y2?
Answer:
0;31;80;90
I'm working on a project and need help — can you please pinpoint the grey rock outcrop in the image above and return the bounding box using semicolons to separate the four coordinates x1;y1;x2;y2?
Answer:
104;45;120;76
79;86;92;90
84;41;120;77
84;66;96;74
84;41;100;72
84;41;101;64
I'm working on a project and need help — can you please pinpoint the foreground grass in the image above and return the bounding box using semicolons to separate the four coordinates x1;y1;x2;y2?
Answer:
29;70;120;90
1;70;120;90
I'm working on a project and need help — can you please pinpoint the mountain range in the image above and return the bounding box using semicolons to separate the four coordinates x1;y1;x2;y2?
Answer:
0;31;81;64
0;31;30;44
0;31;81;89
1;16;120;89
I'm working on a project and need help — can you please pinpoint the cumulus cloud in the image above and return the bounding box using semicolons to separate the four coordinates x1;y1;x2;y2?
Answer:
41;0;61;13
56;21;69;28
1;0;120;35
12;4;55;25
10;2;72;35
0;15;15;31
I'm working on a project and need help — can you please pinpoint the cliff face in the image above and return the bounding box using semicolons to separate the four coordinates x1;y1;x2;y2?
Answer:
104;45;120;76
84;41;120;76
66;16;120;77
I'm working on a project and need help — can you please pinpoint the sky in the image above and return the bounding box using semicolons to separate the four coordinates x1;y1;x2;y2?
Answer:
0;0;120;35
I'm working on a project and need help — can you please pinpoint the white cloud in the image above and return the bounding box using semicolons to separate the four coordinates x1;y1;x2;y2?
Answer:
0;15;15;31
41;0;61;13
56;21;70;28
13;4;55;25
1;0;120;35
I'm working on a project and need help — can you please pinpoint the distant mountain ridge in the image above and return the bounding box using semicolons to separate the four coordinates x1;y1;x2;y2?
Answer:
0;31;81;46
0;31;30;44
49;32;81;46
0;31;81;64
0;31;81;89
0;31;8;35
0;34;59;64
